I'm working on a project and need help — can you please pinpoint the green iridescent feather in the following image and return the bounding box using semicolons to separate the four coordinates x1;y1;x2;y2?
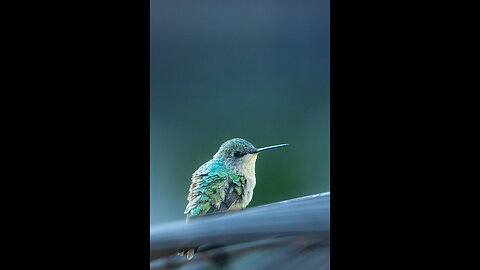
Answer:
184;158;246;218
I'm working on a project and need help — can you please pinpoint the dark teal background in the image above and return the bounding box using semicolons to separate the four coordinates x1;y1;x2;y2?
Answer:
151;0;329;225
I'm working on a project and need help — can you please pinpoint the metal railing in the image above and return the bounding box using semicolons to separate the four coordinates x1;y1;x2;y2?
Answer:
151;192;330;270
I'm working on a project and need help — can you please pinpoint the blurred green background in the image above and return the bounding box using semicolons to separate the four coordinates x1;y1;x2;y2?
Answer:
151;0;329;226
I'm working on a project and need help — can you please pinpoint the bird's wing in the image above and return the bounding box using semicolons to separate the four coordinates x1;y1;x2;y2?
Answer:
214;173;246;212
184;159;245;218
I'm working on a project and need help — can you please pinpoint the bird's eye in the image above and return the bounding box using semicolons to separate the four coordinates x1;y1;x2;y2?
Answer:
233;151;243;158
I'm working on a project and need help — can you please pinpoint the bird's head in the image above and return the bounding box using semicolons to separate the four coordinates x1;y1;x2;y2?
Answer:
214;138;288;173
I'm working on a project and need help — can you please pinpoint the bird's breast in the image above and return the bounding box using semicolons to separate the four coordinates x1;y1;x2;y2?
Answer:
240;174;256;208
229;154;257;209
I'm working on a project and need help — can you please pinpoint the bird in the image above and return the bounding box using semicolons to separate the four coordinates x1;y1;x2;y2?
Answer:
177;138;288;260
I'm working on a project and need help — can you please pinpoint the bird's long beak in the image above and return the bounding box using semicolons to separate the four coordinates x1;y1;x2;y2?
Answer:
254;143;288;153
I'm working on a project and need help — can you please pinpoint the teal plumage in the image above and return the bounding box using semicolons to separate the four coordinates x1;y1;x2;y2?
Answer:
184;158;246;218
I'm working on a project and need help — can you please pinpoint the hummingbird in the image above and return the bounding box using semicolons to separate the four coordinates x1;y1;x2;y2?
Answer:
177;138;288;260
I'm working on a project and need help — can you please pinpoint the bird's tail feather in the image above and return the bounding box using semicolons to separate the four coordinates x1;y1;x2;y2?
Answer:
177;215;197;260
177;247;198;260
